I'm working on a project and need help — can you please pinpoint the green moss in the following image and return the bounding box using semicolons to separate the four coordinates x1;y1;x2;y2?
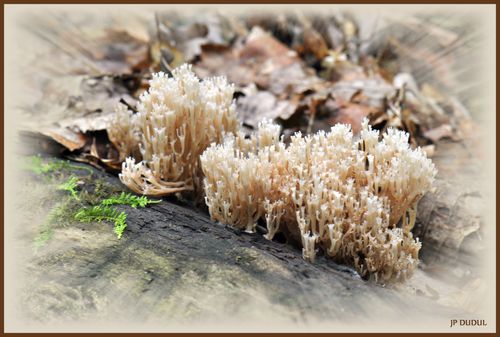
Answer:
34;197;81;248
24;155;93;177
34;223;54;248
92;179;125;200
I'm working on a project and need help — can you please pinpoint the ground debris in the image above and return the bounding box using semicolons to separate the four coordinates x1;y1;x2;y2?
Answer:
22;11;479;154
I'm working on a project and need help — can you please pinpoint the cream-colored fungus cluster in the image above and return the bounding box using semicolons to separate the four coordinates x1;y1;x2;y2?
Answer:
108;103;141;162
109;64;239;196
108;64;436;281
200;119;437;282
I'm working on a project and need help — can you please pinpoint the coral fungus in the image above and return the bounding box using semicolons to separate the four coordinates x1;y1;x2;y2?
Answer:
200;119;437;282
108;63;436;282
109;64;239;196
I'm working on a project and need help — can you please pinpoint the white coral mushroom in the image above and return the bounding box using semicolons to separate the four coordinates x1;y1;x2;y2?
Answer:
110;64;239;196
200;118;437;282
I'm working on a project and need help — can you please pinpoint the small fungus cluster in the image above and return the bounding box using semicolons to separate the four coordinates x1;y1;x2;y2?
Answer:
109;64;239;196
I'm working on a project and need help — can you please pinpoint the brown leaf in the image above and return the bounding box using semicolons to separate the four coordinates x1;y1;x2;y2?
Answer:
328;102;376;134
423;124;454;143
92;30;150;73
195;27;303;91
55;130;122;172
153;13;239;64
58;112;115;134
321;54;365;82
330;76;394;110
20;127;88;153
236;91;299;128
302;27;329;61
89;134;122;170
268;63;323;97
43;128;87;152
240;26;298;68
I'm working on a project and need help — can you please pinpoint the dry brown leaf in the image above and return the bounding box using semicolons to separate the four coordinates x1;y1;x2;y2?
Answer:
91;29;150;73
302;27;329;61
423;124;454;143
236;91;299;128
330;76;394;110
268;63;323;97
195;26;302;90
58;112;115;134
89;135;122;170
153;13;239;64
42;128;87;152
22;127;88;153
328;102;377;134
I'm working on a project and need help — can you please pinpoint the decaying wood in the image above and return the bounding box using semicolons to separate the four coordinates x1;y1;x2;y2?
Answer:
414;139;484;266
19;165;469;326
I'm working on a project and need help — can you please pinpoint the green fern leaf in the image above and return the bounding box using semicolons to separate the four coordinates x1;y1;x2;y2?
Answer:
101;192;161;208
58;176;80;200
74;205;128;239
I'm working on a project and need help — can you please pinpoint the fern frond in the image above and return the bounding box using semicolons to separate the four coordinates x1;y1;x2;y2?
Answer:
101;192;161;208
114;212;127;239
74;205;128;239
74;205;120;222
58;176;80;199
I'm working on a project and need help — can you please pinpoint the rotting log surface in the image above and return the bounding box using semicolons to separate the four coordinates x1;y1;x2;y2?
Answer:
17;157;472;328
414;138;484;267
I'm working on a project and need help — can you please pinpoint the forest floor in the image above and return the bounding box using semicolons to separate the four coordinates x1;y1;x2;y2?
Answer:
5;6;494;332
